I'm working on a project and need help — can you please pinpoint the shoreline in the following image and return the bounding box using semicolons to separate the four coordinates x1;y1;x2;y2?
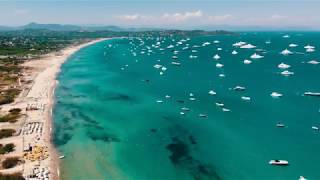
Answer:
45;38;109;179
0;38;108;179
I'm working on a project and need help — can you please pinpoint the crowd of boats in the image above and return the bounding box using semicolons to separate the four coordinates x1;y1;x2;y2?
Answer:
105;34;320;179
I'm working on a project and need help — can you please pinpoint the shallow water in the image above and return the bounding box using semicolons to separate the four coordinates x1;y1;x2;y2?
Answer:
54;32;320;180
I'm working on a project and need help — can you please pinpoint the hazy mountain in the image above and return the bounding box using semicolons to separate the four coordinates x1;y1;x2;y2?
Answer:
20;22;82;31
0;23;162;32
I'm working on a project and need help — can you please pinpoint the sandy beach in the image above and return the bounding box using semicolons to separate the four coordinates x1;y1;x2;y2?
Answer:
0;38;108;179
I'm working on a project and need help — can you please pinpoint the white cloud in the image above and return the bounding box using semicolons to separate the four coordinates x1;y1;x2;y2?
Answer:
116;10;203;24
162;10;203;22
117;14;143;21
270;14;287;20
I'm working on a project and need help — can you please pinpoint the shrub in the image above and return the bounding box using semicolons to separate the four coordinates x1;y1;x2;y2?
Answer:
0;129;16;139
8;108;21;114
0;143;15;154
2;157;20;169
0;172;25;180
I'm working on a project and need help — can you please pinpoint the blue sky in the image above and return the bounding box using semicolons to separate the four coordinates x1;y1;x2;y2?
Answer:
0;0;319;29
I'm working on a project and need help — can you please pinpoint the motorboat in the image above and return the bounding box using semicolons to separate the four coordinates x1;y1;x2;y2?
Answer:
312;126;319;130
269;160;289;166
232;50;238;55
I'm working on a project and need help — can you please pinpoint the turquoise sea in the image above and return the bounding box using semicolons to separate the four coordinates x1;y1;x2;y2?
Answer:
53;32;320;180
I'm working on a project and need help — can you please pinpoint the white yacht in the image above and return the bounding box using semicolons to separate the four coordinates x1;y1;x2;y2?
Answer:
232;50;238;55
199;114;208;118
278;63;290;69
240;44;256;49
271;92;283;98
181;107;190;111
304;92;320;96
250;53;264;59
233;86;246;91
281;49;293;55
216;63;224;68
222;108;231;112
171;61;181;66
281;70;294;76
233;41;246;47
304;45;315;49
289;43;298;47
307;60;320;65
213;54;220;60
167;45;174;49
243;59;252;64
215;102;224;107
269;160;289;165
241;96;251;101
276;123;285;127
306;48;315;53
208;90;217;95
154;64;162;69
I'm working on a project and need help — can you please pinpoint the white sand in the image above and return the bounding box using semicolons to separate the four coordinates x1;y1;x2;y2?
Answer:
0;38;108;179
